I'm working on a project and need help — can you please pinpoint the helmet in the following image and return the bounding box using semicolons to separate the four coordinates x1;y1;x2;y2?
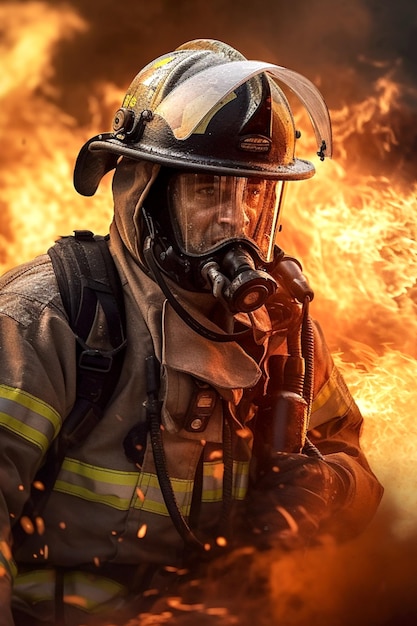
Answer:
74;39;332;196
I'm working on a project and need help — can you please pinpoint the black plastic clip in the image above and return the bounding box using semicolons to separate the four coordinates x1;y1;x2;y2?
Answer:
317;140;327;161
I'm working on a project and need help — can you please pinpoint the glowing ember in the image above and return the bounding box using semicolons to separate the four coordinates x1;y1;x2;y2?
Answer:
136;488;146;502
137;523;148;539
32;480;46;491
35;516;45;535
19;516;35;535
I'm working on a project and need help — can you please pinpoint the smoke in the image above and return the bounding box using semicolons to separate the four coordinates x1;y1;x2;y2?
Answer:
98;505;417;626
195;506;417;626
11;0;416;102
6;1;415;104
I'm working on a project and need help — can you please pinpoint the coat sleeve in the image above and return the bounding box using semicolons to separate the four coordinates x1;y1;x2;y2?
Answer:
306;319;384;538
0;257;77;620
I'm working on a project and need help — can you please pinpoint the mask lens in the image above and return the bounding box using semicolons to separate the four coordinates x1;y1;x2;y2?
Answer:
168;173;285;262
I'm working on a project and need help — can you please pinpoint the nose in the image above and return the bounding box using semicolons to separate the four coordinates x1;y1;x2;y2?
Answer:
218;215;233;225
216;197;235;224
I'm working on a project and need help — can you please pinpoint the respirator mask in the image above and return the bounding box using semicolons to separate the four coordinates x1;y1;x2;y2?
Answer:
143;169;314;342
169;172;286;313
144;171;286;314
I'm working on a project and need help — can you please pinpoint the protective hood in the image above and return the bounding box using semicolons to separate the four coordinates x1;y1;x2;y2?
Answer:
111;158;160;263
108;158;278;392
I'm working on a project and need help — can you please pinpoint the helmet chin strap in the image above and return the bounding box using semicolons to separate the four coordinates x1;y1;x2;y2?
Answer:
143;236;252;343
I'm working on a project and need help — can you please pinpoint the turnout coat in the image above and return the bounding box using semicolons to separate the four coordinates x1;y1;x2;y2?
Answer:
0;160;383;625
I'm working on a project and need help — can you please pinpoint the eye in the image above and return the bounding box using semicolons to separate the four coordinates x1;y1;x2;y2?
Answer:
196;185;215;198
195;185;216;202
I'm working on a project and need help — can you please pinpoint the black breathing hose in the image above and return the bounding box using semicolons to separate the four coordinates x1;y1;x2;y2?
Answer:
143;239;251;343
146;356;236;551
145;355;205;549
300;298;325;460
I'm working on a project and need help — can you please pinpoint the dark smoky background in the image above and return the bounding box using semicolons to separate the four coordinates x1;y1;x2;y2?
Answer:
1;1;417;625
27;0;417;105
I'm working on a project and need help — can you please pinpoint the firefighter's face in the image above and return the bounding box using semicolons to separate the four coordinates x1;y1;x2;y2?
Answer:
167;172;285;262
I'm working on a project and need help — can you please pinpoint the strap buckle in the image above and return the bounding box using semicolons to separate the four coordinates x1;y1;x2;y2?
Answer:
78;349;113;373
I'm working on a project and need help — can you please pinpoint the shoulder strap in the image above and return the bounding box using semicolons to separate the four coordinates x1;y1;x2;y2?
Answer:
20;232;126;529
47;230;127;455
49;229;125;345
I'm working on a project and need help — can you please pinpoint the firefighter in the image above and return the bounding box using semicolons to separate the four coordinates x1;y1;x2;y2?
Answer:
0;39;383;626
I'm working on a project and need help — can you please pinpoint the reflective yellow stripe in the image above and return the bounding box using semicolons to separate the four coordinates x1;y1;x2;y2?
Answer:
14;569;55;603
137;472;193;516
55;458;139;510
0;384;60;452
54;459;194;515
53;458;249;514
311;365;351;420
311;367;337;411
64;571;125;612
14;569;125;612
202;460;249;502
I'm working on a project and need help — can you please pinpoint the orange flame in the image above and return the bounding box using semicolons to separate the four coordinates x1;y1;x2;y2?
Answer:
278;86;417;537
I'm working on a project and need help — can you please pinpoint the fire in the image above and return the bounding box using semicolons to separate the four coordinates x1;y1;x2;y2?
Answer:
279;87;417;537
1;2;417;622
1;2;416;539
0;2;120;272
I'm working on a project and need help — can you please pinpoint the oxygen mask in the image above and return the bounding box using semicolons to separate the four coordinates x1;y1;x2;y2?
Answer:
143;170;314;341
166;172;287;313
200;244;277;313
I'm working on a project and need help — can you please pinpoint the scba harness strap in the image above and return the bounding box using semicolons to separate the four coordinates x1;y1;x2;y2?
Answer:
14;231;127;545
47;231;127;458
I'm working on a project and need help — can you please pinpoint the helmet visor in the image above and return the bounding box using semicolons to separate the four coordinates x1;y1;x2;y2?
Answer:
155;60;332;158
168;173;285;262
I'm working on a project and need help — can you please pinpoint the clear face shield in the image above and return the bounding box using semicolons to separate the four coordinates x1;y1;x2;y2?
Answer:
168;173;286;263
164;172;286;313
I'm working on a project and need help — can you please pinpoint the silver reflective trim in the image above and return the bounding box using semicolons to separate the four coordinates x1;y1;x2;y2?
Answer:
0;384;60;453
13;569;125;612
202;460;249;502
